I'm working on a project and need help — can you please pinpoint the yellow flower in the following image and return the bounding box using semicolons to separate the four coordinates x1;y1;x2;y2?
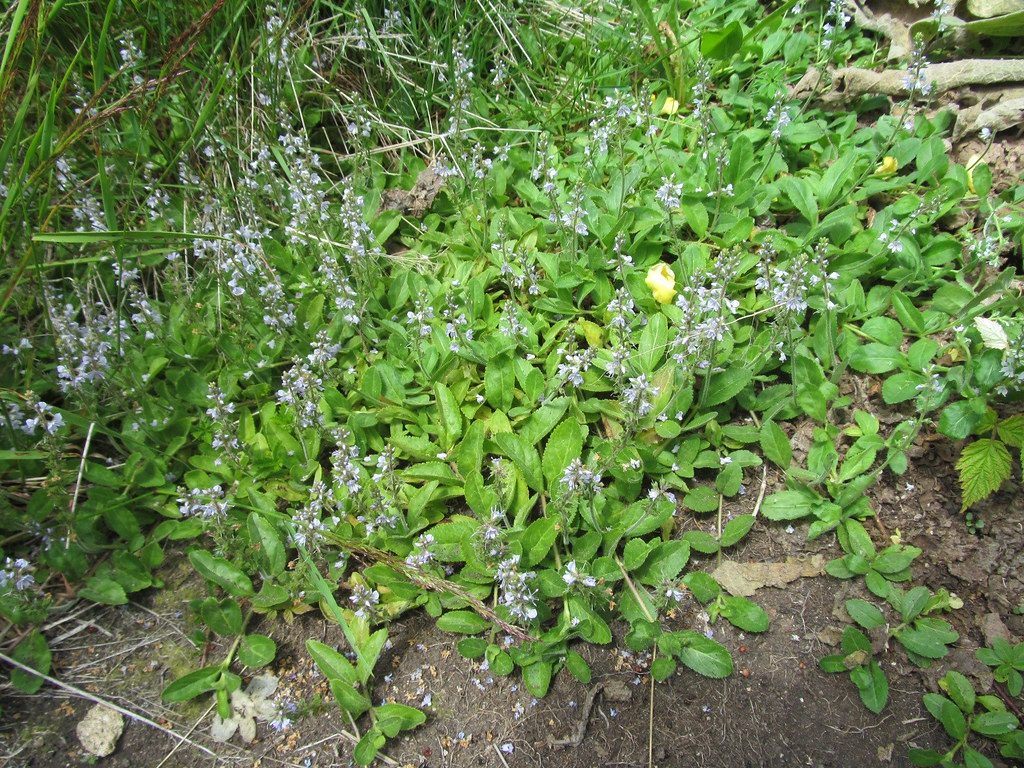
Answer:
874;156;898;175
966;154;982;194
645;263;676;304
652;94;680;116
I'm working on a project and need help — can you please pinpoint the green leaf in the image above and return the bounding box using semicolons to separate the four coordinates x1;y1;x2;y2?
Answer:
11;630;50;694
651;655;677;682
638;311;668;370
522;516;558;566
882;371;926;405
702;367;752;408
720;514;755;548
971;710;1019;736
676;632;733;678
485;353;515;411
492;432;543;492
924;693;967;740
682;571;721;603
162;666;222;702
700;20;744;59
683;530;721;554
306;639;359;685
841;626;872;655
899;628;952;659
941;670;976;714
956;438;1012;511
238;634;277;668
436;610;491;634
457;638;488;659
776;175;818;225
201;597;244;636
846;599;886;630
353;729;385;766
332;679;373;717
848;343;904;374
761;490;816;520
720;596;769;632
635;540;690;585
938;399;988;440
79;575;129;605
189;550;254;597
998;414;1024;448
565;650;592;683
759;421;792;468
542;418;585;489
434;382;463;449
683;486;721;513
850;660;888;713
523;660;553;697
375;703;426;737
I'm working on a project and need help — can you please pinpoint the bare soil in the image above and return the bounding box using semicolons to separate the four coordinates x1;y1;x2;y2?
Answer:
1;406;1022;768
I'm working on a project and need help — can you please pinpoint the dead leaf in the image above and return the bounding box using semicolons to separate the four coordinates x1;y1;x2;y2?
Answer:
711;555;826;597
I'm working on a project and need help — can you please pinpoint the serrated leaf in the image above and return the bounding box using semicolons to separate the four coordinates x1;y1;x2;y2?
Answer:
956;438;1012;510
974;317;1009;350
846;599;886;629
702;367;753;408
998;414;1024;448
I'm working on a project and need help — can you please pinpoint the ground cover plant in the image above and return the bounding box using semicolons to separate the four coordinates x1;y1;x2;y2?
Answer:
1;0;1023;765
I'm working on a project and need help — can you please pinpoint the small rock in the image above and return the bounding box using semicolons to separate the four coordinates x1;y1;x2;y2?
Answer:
980;612;1016;647
602;679;633;703
77;704;124;757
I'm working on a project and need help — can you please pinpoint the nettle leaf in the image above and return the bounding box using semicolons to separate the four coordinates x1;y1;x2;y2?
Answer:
998;414;1024;448
956;438;1012;511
